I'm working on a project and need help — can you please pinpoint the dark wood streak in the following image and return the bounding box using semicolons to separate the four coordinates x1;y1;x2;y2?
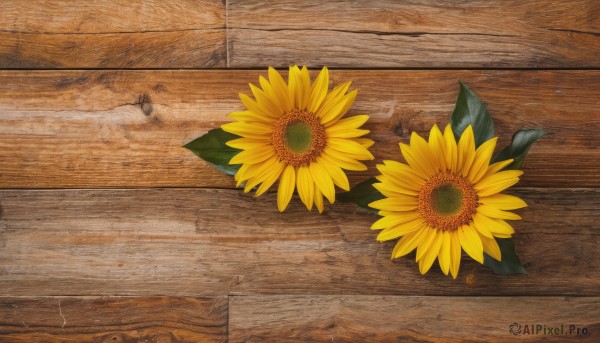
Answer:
0;296;227;342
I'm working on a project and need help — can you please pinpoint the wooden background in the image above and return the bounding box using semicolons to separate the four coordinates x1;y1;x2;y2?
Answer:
0;1;599;342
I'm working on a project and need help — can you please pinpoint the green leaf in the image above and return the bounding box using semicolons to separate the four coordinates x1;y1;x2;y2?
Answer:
483;238;527;275
450;81;495;147
491;129;549;170
183;128;242;176
338;178;383;212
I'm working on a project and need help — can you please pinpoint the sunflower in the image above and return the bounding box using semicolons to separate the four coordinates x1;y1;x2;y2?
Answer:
222;66;374;212
370;124;526;278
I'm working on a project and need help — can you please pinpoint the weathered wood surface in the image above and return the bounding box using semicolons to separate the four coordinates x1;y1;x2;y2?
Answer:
0;188;597;296
0;0;226;68
0;296;227;342
229;296;600;342
1;1;598;69
228;0;600;68
1;2;598;341
0;70;598;189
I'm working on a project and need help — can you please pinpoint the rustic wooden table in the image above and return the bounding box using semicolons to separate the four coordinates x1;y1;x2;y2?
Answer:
0;1;599;342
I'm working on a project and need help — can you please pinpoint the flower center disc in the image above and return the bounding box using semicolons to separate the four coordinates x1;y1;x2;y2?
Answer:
418;173;478;231
285;121;313;153
272;109;327;166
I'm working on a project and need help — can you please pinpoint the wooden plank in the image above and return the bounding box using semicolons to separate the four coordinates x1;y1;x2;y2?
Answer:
0;0;226;68
0;188;597;296
0;70;598;188
228;0;600;68
0;296;227;342
229;296;600;342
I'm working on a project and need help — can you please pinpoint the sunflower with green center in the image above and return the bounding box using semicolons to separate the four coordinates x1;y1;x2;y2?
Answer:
222;66;374;212
370;124;527;278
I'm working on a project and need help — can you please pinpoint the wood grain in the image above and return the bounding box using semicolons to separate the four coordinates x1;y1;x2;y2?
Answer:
0;70;598;188
0;0;226;68
0;188;597;296
229;296;600;342
228;0;600;68
0;296;227;342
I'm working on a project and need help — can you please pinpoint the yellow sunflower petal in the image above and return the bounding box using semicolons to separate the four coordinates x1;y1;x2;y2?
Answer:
277;165;296;212
443;124;458;173
479;194;527;210
468;137;497;183
239;157;280;185
322;150;368;171
471;212;495;238
249;83;283;117
309;162;335;204
268;67;292;111
323;90;358;125
400;143;432;177
449;231;462;279
428;124;446;172
458;225;484;264
298;66;311;109
287;65;303;109
320;91;355;125
255;160;286;196
317;157;350;191
228;110;275;123
473;214;515;237
477;204;522;220
475;170;523;196
243;155;279;192
371;212;422;230
328;138;374;161
493;232;513;239
457;125;476;177
491;219;516;237
239;93;278;119
375;175;422;197
380;160;426;182
438;231;451;275
234;163;252;186
315;81;352;118
392;228;429;259
326;128;370;138
258;76;284;113
368;197;418;212
373;181;419;197
376;218;424;241
308;67;329;113
222;121;273;137
416;227;437;261
314;183;325;213
420;230;443;275
410;131;438;173
354;138;375;149
229;145;274;165
480;234;502;261
327;114;370;131
375;168;424;192
226;138;270;150
484;159;514;178
296;166;314;211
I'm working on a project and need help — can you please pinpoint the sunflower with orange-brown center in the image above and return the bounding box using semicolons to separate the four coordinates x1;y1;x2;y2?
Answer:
222;66;374;212
370;124;526;278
